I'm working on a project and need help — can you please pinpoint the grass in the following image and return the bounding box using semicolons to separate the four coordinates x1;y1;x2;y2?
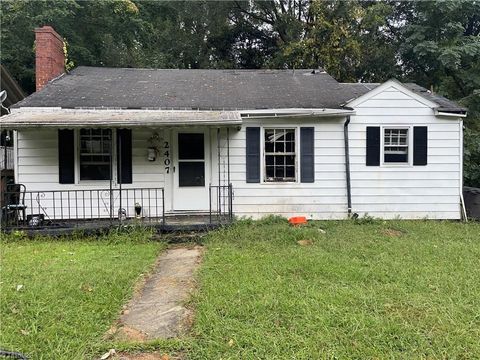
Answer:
1;220;480;359
187;218;480;359
0;228;165;359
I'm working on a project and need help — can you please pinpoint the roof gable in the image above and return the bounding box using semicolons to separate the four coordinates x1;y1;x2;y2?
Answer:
346;79;438;109
346;79;466;114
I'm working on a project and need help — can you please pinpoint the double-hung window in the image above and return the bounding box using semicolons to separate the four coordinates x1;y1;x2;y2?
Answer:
264;128;296;182
79;129;112;180
384;128;409;164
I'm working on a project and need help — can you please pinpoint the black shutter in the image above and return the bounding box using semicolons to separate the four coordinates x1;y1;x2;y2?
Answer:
58;129;75;184
246;127;260;183
413;126;428;166
366;127;380;166
117;129;132;184
300;127;315;183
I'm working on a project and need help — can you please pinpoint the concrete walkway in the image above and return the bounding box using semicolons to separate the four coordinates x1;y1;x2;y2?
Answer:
118;246;202;340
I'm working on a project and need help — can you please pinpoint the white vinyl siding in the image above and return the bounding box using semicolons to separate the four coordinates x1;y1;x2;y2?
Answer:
348;85;462;219
215;118;348;219
15;128;166;218
16;128;165;189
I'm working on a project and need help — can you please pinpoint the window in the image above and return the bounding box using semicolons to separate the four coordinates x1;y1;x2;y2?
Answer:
384;128;409;163
264;128;296;182
79;129;112;180
178;133;205;187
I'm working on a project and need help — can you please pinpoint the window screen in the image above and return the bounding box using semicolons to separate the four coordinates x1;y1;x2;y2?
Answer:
384;128;408;163
264;128;296;182
80;129;112;180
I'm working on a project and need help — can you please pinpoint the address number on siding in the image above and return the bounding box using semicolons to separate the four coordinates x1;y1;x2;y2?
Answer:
164;141;171;173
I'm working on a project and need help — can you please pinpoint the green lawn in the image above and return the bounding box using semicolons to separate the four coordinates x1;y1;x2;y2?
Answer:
188;218;480;359
0;229;165;359
1;220;480;359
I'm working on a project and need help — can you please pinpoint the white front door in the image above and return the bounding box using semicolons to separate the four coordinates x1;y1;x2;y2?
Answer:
172;130;210;211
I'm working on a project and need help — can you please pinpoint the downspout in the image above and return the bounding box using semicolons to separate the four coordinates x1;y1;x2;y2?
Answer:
344;116;352;216
459;121;468;221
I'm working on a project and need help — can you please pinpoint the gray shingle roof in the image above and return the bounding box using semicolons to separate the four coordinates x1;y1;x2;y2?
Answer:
403;83;466;112
12;67;465;113
13;67;374;110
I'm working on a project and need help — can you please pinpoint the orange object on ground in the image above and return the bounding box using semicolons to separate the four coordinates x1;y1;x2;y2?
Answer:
288;216;307;226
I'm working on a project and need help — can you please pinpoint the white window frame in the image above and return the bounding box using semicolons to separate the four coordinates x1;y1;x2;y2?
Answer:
381;125;413;167
75;128;117;184
261;127;299;184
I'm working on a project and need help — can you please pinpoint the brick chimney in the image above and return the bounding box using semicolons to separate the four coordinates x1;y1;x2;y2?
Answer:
34;26;65;91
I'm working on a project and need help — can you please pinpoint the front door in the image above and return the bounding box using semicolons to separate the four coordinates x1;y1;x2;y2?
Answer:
173;130;210;211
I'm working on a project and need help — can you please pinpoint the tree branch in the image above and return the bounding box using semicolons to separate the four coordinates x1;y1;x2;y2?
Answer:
233;1;275;25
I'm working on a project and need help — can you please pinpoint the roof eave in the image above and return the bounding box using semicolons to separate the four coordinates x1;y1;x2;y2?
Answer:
1;108;243;129
434;108;468;118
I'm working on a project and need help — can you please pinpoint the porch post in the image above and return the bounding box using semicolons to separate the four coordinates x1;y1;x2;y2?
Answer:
227;127;230;185
109;128;113;222
227;127;232;219
118;129;122;222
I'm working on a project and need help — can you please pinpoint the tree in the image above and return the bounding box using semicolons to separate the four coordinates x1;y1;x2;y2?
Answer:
1;0;146;92
399;0;480;185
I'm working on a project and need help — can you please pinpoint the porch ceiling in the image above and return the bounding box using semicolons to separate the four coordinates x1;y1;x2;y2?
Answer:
1;108;243;129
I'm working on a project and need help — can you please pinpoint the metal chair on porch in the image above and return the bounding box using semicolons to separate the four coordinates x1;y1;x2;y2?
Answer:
2;183;27;226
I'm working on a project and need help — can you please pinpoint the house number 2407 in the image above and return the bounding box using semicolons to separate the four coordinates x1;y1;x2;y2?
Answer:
163;141;171;174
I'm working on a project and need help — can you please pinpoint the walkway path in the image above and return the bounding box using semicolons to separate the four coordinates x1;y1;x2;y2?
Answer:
118;246;202;340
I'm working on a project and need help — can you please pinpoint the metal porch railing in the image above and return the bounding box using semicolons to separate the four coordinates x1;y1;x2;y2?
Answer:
1;186;165;230
209;183;233;224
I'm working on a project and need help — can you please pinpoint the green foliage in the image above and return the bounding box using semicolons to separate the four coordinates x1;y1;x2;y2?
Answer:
464;127;480;187
255;214;289;225
282;1;399;82
353;213;378;225
399;1;480;177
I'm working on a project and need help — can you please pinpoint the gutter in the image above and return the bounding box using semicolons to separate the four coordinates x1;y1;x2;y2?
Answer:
434;109;467;118
239;108;356;118
344;115;352;216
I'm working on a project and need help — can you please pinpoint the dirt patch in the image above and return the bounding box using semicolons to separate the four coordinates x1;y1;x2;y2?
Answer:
297;239;314;246
381;228;405;237
113;352;180;360
107;325;148;342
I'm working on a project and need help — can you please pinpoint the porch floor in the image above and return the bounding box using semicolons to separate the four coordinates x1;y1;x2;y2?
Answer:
4;214;232;237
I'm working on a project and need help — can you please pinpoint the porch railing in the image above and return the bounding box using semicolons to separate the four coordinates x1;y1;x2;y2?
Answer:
209;183;233;223
1;186;165;230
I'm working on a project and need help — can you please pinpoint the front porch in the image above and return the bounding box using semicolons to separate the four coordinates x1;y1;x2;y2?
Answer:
1;185;233;235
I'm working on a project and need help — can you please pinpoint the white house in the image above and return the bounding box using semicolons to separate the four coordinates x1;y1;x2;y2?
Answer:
1;26;467;227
